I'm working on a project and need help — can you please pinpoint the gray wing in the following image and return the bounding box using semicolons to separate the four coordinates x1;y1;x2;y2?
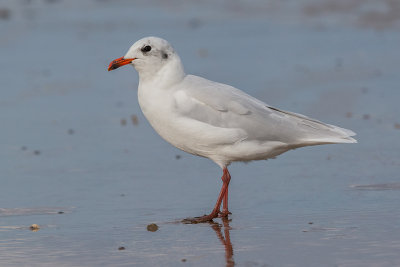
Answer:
174;75;356;145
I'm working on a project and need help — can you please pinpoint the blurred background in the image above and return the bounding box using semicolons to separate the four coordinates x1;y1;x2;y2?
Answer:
1;0;400;266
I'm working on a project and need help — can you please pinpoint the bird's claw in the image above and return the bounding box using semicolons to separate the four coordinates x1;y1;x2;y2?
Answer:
182;217;214;224
218;211;232;218
182;211;221;224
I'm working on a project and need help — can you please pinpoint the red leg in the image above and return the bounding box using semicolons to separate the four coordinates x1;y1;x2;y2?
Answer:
183;167;231;223
219;169;232;217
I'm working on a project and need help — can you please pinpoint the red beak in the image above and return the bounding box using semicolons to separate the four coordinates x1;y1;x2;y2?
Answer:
108;57;135;71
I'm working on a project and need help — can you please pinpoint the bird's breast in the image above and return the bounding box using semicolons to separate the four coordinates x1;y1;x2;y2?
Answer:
138;86;185;147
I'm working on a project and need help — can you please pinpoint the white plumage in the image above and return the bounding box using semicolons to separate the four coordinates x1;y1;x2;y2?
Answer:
108;36;356;222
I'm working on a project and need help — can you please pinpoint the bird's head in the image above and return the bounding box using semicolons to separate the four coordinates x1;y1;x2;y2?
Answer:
108;37;182;82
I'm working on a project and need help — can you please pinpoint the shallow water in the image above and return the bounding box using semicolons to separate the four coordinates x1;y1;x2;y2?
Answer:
1;0;400;266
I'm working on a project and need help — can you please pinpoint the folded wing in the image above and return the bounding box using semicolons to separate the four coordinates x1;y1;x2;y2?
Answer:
174;75;357;147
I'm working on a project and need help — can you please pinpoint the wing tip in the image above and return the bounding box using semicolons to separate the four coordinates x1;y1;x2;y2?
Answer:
340;136;358;143
300;133;357;145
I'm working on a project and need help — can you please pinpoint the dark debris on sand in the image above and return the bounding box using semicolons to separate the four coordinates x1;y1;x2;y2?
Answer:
146;223;159;232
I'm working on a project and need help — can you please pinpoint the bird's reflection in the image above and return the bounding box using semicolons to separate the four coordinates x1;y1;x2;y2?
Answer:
209;218;235;267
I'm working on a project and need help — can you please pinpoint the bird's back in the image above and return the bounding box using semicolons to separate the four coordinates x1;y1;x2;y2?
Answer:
175;75;356;145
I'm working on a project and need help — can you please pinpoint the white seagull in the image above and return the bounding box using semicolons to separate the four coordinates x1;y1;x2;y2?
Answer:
108;37;356;223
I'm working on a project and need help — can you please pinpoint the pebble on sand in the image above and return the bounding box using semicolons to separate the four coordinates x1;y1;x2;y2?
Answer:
362;114;370;120
131;115;139;125
30;224;40;231
147;223;159;232
0;8;11;20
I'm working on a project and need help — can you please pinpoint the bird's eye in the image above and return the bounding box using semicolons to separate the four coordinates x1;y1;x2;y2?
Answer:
141;45;152;53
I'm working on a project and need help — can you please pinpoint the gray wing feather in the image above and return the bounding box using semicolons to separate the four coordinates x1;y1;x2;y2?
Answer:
177;75;356;145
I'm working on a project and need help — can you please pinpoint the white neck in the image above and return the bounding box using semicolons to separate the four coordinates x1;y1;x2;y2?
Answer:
138;55;185;90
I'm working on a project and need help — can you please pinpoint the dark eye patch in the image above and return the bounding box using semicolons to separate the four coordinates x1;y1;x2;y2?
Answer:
141;45;152;53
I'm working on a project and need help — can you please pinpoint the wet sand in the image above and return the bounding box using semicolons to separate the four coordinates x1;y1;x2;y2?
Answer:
1;0;400;266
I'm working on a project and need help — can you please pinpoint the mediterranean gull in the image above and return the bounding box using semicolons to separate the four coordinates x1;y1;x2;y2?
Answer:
108;36;357;223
